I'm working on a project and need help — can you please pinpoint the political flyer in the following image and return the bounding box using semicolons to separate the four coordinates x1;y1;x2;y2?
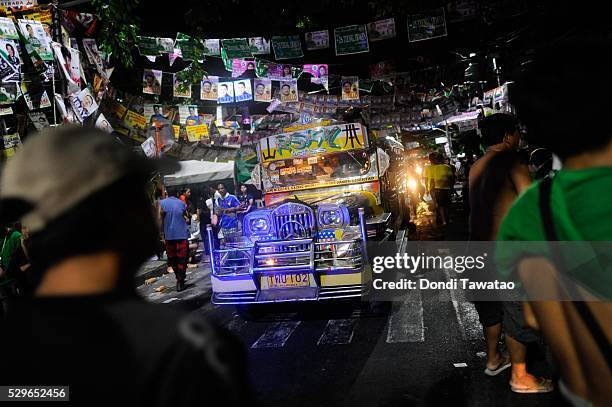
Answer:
217;80;235;104
253;78;272;102
279;79;298;103
303;64;328;85
341;76;360;101
272;35;303;60
17;19;52;60
233;79;252;102
408;8;448;42
200;76;219;101
203;39;220;56
232;58;255;77
179;104;200;125
141;136;157;158
0;82;17;105
249;37;270;54
95;113;114;133
367;18;396;41
0;132;20;159
69;87;98;121
185;124;209;142
221;38;252;59
304;30;329;50
175;32;203;61
0;39;20;82
334;25;369;55
51;42;80;93
28;111;49;130
137;36;162;56
0;17;19;40
82;38;105;76
144;103;165;124
142;69;162;95
157;38;174;53
265;63;286;80
173;74;192;98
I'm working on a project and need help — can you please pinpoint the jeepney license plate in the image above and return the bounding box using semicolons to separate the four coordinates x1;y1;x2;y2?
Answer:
264;273;310;289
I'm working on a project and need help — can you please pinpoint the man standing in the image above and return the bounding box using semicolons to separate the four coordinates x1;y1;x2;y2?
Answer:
469;114;551;393
425;152;454;225
215;183;240;240
160;189;190;292
0;126;251;405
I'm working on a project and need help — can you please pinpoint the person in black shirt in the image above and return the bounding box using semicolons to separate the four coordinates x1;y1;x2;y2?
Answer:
0;127;253;406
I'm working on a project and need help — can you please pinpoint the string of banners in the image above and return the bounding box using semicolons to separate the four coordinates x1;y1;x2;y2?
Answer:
136;7;448;60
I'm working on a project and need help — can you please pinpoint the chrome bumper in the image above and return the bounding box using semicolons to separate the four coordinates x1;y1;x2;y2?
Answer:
212;284;365;305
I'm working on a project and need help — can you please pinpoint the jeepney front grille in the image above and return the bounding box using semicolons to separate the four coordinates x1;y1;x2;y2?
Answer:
272;203;315;241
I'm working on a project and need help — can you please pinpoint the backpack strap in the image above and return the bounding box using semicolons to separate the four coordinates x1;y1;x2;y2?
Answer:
538;178;612;371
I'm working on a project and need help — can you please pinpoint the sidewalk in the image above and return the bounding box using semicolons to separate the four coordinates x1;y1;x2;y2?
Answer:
136;261;212;310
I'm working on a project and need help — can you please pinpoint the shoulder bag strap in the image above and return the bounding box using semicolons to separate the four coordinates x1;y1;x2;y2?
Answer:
538;178;612;370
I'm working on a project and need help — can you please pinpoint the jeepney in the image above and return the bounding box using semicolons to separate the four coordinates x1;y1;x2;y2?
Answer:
208;121;390;305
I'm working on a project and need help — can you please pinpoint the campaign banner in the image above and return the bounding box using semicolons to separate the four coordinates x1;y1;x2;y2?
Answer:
253;78;272;102
259;122;367;163
231;58;255;77
367;18;396;42
279;79;298;103
95;113;114;133
0;39;20;81
0;17;19;40
221;38;252;59
249;37;270;54
234;79;252;102
272;35;303;60
200;76;218;101
125;110;147;130
265;63;295;80
303;63;328;86
408;8;447;42
304;30;329;50
203;39;220;56
173;74;192;98
334;25;369;55
341;76;360;101
175;32;203;61
186;124;209;142
17;19;52;60
142;69;162;95
0;0;37;12
217;80;235;104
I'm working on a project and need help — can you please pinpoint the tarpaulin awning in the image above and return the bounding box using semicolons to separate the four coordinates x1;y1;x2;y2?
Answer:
163;160;234;186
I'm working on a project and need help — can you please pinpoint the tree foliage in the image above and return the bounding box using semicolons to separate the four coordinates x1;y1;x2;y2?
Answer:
91;0;140;68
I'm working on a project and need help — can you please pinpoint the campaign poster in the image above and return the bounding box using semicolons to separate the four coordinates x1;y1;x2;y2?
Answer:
341;76;360;101
233;79;252;102
173;74;192;98
157;37;174;53
28;111;49;130
144;103;165;124
141;136;157;158
334;25;369;55
179;104;200;125
0;39;20;82
408;7;448;42
221;38;252;59
217;80;235;104
249;37;270;54
0;17;19;40
1;0;37;12
137;36;161;56
232;58;255;77
0;82;17;105
279;79;298;103
17;19;52;60
51;42;80;92
253;78;272;102
0;132;20;159
303;63;328;85
69;88;98;121
200;76;218;101
203;39;220;56
367;18;396;41
142;69;162;95
95;113;114;133
272;35;303;60
265;63;288;80
82;38;105;75
304;30;329;50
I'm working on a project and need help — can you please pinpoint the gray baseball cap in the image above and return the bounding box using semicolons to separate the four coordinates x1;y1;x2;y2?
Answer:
0;126;177;233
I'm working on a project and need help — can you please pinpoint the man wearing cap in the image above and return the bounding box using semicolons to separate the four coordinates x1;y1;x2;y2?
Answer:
0;126;251;406
160;189;190;292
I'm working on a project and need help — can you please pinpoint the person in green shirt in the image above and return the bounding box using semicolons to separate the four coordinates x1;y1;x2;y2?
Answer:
1;222;22;277
496;37;612;405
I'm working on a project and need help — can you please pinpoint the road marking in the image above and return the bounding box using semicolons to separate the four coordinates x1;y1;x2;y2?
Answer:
444;269;482;341
317;319;358;345
162;297;179;304
251;321;301;348
386;288;424;343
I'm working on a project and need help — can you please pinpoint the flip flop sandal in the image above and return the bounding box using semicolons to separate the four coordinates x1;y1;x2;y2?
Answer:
484;355;511;376
510;377;554;394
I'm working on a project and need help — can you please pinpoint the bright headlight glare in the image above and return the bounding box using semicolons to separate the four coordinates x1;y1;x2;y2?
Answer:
321;210;342;226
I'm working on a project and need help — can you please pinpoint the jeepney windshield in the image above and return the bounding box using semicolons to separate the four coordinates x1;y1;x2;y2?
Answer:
262;149;379;193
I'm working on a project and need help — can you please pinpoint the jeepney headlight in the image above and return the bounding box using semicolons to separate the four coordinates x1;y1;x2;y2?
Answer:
318;204;348;229
244;211;274;237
